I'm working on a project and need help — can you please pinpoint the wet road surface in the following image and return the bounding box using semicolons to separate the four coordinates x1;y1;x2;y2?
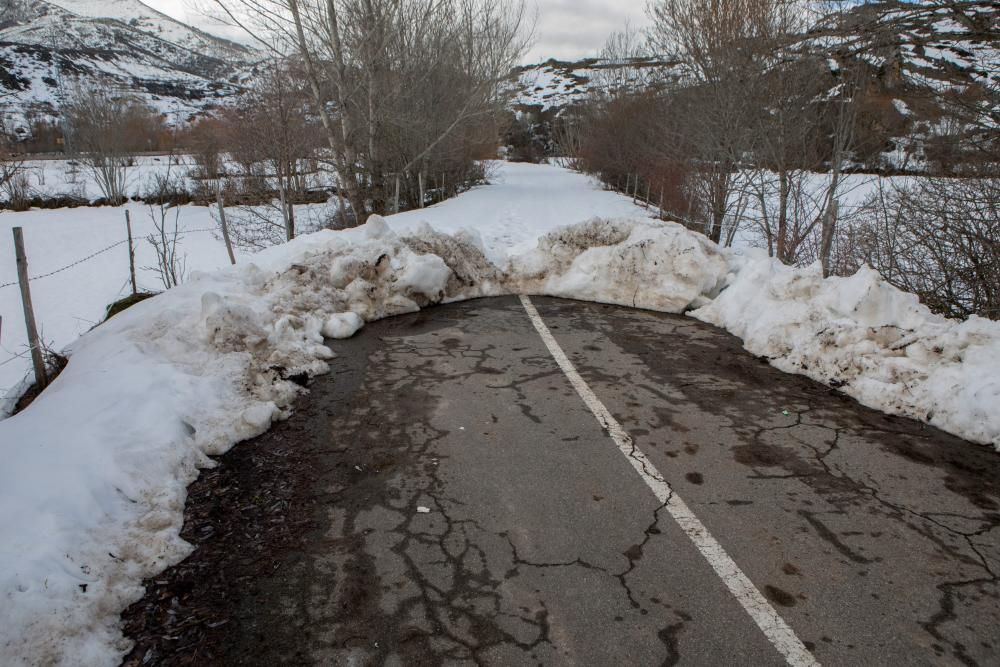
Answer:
123;296;1000;666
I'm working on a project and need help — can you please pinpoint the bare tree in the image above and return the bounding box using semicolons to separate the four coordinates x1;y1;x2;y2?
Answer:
226;59;322;245
850;174;1000;320
0;113;28;209
645;0;802;243
185;114;228;199
144;167;188;290
62;82;157;205
211;0;532;217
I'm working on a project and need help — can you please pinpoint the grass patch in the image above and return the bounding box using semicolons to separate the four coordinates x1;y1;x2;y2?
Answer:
105;292;157;321
13;352;68;415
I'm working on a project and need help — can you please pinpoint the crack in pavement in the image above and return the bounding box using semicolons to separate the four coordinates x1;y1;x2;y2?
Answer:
540;299;1000;665
121;298;1000;666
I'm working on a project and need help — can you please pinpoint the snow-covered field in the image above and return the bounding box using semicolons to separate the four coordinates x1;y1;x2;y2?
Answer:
1;162;998;666
5;156;197;203
3;154;333;204
0;200;332;404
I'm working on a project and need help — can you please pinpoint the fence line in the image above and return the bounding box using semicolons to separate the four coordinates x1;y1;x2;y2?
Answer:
0;223;227;391
0;227;221;291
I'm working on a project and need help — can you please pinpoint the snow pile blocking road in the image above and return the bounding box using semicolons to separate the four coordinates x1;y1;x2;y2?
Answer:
0;217;503;666
512;218;729;312
0;216;734;666
1;206;999;666
692;253;1000;449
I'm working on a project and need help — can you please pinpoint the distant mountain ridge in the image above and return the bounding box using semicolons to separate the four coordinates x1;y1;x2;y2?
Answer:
1;0;996;161
5;0;255;64
0;0;258;136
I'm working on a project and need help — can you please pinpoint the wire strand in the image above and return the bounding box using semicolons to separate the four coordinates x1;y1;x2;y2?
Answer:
0;226;221;290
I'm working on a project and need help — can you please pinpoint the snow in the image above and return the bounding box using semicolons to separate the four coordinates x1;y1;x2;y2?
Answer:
322;312;364;339
1;161;999;665
4;155;332;206
692;252;1000;449
0;202;307;403
387;162;651;260
0;216;504;665
511;218;728;312
0;0;255;136
28;0;254;62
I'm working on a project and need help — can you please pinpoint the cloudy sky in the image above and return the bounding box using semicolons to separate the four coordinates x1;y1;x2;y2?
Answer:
522;1;649;62
142;0;649;64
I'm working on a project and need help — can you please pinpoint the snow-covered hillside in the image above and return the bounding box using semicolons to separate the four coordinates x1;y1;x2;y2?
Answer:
5;0;254;64
49;0;249;61
509;58;678;112
814;0;1000;95
0;0;257;134
511;0;999;168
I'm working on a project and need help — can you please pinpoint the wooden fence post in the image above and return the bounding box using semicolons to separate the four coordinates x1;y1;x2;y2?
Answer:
125;210;137;296
394;174;401;214
217;185;236;265
12;227;48;389
659;188;665;220
418;171;425;209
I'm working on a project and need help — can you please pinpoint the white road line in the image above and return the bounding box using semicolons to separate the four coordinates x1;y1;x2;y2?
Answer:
519;295;820;667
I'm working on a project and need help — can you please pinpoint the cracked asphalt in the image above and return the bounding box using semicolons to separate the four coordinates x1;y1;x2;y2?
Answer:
123;296;1000;666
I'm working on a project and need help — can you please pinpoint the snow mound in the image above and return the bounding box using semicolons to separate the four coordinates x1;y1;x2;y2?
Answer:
691;253;1000;448
323;312;364;339
512;218;730;312
0;217;502;666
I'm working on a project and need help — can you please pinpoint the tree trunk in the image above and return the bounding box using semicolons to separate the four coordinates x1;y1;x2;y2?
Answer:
709;172;727;244
288;0;367;220
820;198;839;278
777;169;789;263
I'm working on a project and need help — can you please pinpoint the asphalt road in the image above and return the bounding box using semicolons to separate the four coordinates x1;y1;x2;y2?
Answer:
123;296;1000;666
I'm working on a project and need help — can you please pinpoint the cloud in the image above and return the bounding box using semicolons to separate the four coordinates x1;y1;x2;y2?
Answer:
142;0;650;63
525;0;649;63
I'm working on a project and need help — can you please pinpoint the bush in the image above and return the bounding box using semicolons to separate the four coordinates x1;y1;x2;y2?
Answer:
850;176;1000;320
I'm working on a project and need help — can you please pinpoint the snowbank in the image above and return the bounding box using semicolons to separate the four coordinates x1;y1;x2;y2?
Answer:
0;216;502;666
692;252;1000;449
2;204;999;665
512;218;729;312
1;162;649;400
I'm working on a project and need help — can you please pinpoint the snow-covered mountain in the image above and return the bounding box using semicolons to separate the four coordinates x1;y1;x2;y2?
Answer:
1;0;996;152
0;0;259;135
510;2;998;170
513;2;998;116
3;0;255;63
509;57;679;113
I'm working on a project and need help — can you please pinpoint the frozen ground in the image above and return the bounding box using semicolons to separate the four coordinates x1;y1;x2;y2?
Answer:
6;156;198;203
0;161;997;666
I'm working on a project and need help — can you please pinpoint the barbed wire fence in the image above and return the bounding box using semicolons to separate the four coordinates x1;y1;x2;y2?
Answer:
1;218;225;398
0;226;223;291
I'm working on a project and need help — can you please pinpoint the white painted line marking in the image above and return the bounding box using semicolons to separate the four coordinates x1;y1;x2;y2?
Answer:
519;295;820;667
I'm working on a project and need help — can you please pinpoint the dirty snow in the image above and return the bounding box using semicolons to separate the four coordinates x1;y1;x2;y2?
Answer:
512;218;729;312
0;216;503;666
692;253;1000;450
1;161;999;666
